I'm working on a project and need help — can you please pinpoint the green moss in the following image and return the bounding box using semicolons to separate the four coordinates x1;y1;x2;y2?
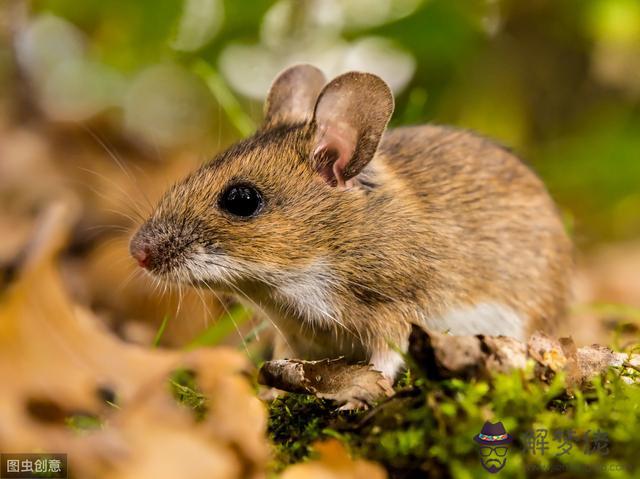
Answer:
267;394;341;470
65;412;103;433
169;368;208;421
267;354;640;478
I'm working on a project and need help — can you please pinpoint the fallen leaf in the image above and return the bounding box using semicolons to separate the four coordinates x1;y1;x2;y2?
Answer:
258;358;394;409
408;328;484;379
408;325;639;387
281;440;387;479
527;332;568;381
0;201;268;478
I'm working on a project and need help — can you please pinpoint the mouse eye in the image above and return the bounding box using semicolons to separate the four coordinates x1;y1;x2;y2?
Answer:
219;184;264;218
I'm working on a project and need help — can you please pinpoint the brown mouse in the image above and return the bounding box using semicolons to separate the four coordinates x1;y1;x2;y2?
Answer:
130;64;572;380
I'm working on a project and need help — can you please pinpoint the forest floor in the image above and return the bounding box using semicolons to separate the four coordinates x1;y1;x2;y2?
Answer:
1;112;640;479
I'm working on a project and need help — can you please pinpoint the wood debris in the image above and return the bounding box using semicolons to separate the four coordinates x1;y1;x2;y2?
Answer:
408;324;639;386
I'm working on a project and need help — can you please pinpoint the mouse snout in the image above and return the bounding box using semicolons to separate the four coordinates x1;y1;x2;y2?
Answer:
129;231;154;270
129;219;199;277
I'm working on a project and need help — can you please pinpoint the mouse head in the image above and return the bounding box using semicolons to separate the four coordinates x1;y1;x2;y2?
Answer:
129;65;393;291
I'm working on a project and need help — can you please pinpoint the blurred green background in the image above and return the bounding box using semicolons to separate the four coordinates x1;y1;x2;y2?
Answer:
3;0;640;247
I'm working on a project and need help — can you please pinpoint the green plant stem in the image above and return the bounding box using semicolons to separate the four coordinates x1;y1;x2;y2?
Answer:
185;303;253;350
152;315;171;347
191;59;256;137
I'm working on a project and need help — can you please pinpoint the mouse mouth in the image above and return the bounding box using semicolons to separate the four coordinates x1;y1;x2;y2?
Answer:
178;249;252;291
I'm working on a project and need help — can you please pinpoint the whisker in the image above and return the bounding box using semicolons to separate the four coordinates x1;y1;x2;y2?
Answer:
81;125;156;214
225;281;293;355
190;280;215;329
77;167;147;222
184;257;293;353
201;282;252;357
118;267;143;294
84;224;132;233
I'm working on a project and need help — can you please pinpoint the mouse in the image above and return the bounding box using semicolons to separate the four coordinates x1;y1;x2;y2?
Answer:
129;64;572;381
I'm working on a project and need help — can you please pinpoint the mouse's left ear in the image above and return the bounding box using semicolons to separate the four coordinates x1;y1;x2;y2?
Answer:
311;72;394;187
263;64;327;128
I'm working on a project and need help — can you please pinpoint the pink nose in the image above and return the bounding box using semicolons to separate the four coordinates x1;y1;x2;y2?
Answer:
131;244;151;269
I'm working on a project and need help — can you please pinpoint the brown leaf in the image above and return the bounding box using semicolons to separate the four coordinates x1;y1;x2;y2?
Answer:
480;335;528;373
281;440;387;479
572;344;617;386
0;201;268;478
408;325;527;380
408;325;638;387
258;358;394;409
408;326;484;379
527;332;568;381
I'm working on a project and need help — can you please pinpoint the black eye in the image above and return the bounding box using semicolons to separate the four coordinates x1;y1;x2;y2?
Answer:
219;184;264;218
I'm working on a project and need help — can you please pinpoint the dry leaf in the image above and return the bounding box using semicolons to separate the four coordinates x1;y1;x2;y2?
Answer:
408;326;527;379
408;324;639;387
281;440;387;479
258;358;394;409
0;201;268;478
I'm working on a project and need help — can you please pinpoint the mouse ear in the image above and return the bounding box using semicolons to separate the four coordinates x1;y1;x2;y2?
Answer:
263;64;327;128
311;71;394;186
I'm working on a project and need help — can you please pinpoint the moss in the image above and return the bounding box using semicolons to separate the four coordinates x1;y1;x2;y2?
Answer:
267;351;640;478
169;368;208;421
267;394;342;470
65;412;103;433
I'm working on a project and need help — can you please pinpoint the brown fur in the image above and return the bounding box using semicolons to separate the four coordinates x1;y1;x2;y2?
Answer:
130;67;572;379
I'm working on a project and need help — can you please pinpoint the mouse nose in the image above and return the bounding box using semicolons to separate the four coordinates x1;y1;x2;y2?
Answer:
132;245;151;268
130;235;152;269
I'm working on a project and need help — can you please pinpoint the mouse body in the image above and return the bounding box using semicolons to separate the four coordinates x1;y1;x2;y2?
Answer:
130;65;572;380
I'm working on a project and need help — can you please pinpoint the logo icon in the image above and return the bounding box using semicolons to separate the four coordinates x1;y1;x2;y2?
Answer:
473;421;513;473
